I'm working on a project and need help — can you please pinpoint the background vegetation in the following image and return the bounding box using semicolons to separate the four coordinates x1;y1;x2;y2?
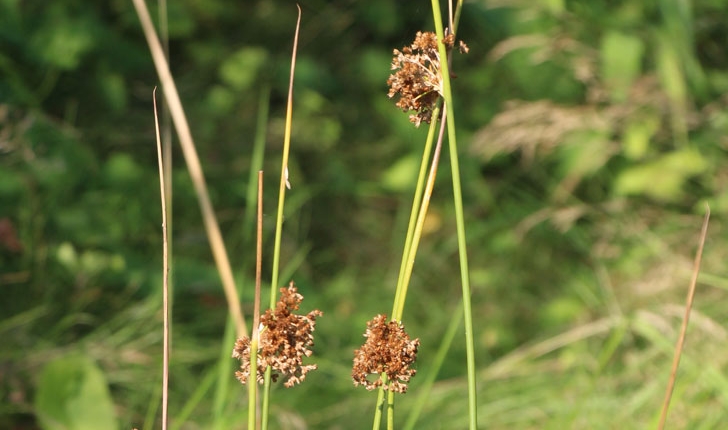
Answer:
2;0;728;428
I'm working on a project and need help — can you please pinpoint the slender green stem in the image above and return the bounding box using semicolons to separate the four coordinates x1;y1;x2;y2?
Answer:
244;88;270;245
430;1;478;428
248;171;265;430
404;304;463;430
212;89;269;428
393;109;446;322
387;389;395;430
382;108;444;428
262;7;302;430
371;374;388;429
269;7;301;310
212;318;236;430
392;107;440;318
247;337;259;429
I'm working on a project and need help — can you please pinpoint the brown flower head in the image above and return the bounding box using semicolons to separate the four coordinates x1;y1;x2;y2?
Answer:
352;314;420;393
232;281;323;388
387;31;467;127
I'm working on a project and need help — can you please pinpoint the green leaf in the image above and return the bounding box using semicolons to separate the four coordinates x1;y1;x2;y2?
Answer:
657;32;687;104
614;149;706;201
381;155;418;192
97;71;128;114
600;31;644;102
219;47;269;91
557;129;614;179
30;8;96;70
622;113;660;160
204;85;236;116
35;355;118;430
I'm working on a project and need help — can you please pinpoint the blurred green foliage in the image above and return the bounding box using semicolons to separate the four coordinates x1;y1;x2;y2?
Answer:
2;0;728;429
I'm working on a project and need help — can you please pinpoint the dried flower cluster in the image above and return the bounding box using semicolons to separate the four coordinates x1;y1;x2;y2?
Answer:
387;31;468;126
352;314;420;393
232;281;323;388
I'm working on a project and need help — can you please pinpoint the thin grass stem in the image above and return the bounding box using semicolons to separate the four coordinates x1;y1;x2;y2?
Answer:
393;109;446;322
657;205;710;430
404;305;463;430
245;88;271;245
248;171;265;430
212;86;270;425
152;88;170;430
158;0;174;339
387;389;395;430
170;370;217;430
269;6;302;308
429;1;477;428
262;7;302;430
372;374;388;430
392;107;440;318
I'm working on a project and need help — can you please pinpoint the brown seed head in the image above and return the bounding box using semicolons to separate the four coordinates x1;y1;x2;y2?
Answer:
386;31;466;126
352;314;420;393
232;281;323;388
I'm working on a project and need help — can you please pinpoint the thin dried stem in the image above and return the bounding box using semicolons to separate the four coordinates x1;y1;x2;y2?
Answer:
657;205;711;430
131;0;247;338
152;87;170;430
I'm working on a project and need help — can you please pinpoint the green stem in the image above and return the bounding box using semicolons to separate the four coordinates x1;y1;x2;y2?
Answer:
393;109;446;322
371;375;387;430
404;304;463;430
430;1;478;429
387;389;395;430
392;105;441;320
247;337;259;430
262;8;302;430
244;87;270;246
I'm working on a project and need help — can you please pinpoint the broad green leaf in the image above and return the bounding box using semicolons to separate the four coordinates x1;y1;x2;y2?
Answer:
600;31;644;102
615;149;706;201
657;32;687;104
622;113;660;160
558;130;614;178
35;355;118;430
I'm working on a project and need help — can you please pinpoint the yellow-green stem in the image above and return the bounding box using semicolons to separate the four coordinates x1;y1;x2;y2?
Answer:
392;107;440;319
262;7;302;429
393;109;446;322
371;374;388;429
430;1;478;428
